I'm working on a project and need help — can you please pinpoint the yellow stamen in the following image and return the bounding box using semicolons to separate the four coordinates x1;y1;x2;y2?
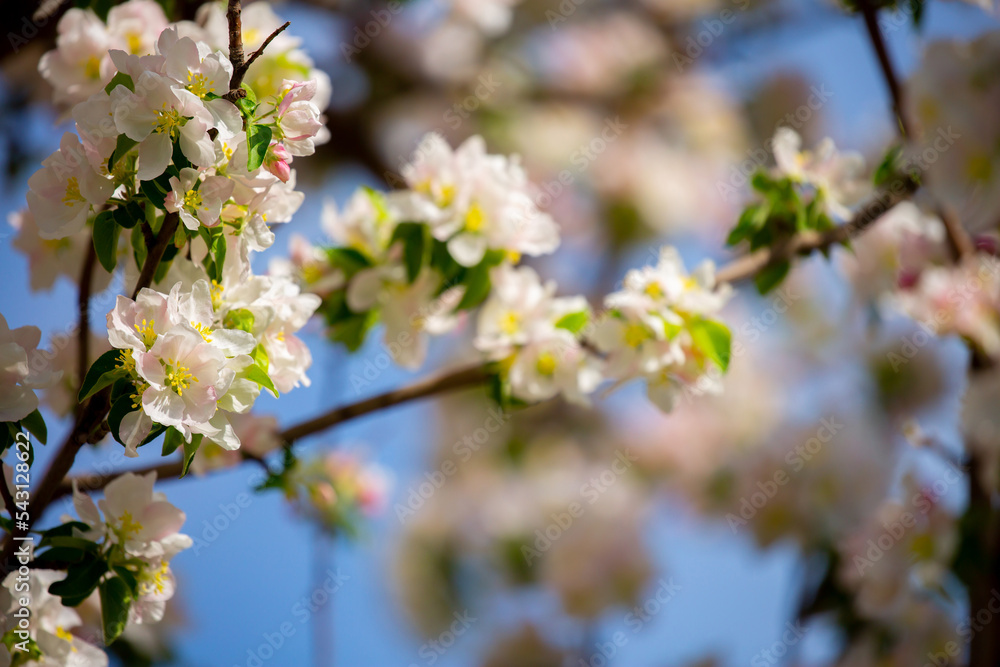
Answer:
187;71;211;97
119;510;143;536
191;321;213;342
62;177;85;207
164;359;197;397
134;318;157;349
83;56;101;80
210;280;225;310
624;322;649;348
126;32;143;54
183;189;203;211
154;105;184;136
645;282;663;299
118;349;136;375
536;352;557;376
465;203;486;233
500;311;520;335
55;626;77;650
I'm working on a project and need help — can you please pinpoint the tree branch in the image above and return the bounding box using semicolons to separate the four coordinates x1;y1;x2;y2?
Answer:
859;3;912;138
76;243;97;401
716;175;918;285
131;213;179;300
2;213;182;565
279;362;493;445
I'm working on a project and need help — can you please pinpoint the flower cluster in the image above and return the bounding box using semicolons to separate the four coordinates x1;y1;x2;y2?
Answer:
2;569;109;666
0;473;191;663
40;0;331;113
19;2;327;462
286;452;391;535
280;134;732;411
727;127;870;293
71;473;193;625
0;313;61;425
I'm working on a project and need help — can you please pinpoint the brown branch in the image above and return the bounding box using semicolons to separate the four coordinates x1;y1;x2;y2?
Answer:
716;176;918;285
57;362;495;496
132;213;179;300
859;3;912;138
222;0;289;103
76;243;97;400
241;22;290;76
280;363;492;444
1;214;183;566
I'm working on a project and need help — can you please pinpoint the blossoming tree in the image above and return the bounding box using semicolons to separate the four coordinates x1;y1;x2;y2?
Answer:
1;0;999;665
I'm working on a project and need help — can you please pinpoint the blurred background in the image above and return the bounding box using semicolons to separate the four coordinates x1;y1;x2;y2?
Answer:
1;0;998;665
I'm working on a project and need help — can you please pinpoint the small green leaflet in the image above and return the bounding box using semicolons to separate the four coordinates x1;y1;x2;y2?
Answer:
689;318;732;372
79;349;126;401
246;124;273;172
554;311;589;335
100;576;133;645
93;210;121;273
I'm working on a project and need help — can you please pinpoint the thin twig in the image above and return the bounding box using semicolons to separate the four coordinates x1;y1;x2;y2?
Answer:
2;214;183;564
131;213;179;300
76;243;97;400
279;362;493;444
241;22;290;75
859;3;912;138
716;176;918;285
57;363;495;496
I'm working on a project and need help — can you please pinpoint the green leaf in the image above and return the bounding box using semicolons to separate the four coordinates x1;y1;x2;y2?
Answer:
140;175;170;209
131;225;148;268
391;222;428;283
454;250;506;311
162;427;185;457
2;632;41;667
244;363;278;397
327;247;373;277
690;318;732;371
241;83;257;104
112;566;139;597
40;536;100;553
79;349;126;401
874;145;903;187
223;308;256;333
108;134;138;172
40;521;92;541
104;72;134;95
754;260;791;295
246;123;272;172
554;311;589;335
19;409;46;445
180;434;204;478
112;201;143;229
49;556;108;607
93;210;121;273
250;343;269;371
329;311;377;352
107;393;137;448
99;576;133;645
